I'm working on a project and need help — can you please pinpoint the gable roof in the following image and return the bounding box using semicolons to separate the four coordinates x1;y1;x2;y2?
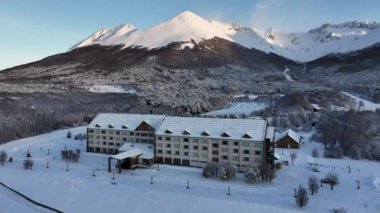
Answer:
156;116;268;141
275;129;301;143
88;113;165;130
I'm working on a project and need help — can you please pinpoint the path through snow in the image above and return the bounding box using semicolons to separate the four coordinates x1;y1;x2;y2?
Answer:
283;66;294;81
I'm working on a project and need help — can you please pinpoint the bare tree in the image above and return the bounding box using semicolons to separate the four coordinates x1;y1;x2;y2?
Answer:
295;185;309;208
325;172;339;190
23;158;34;170
0;150;7;166
290;152;297;165
311;148;319;158
308;175;320;195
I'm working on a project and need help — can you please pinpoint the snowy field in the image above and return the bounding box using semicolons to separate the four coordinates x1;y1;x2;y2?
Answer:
342;92;380;111
87;85;138;94
0;128;380;212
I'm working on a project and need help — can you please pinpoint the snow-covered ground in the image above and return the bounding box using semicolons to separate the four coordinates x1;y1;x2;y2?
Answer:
204;102;268;116
342;92;380;111
0;128;379;212
88;85;137;94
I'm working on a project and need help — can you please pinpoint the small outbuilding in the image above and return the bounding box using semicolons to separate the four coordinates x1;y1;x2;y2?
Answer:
275;129;301;149
108;143;154;173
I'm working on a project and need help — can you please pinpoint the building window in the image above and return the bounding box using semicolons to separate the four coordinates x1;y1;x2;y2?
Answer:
232;156;239;161
183;145;189;149
191;152;199;157
193;146;198;150
108;130;113;134
158;149;162;154
116;143;120;146
96;136;100;139
184;152;189;156
255;151;261;155
135;132;140;136
183;138;189;142
244;157;250;162
222;155;228;160
221;148;228;153
233;149;239;153
175;151;180;155
156;143;163;147
116;131;120;135
89;129;94;133
109;136;113;140
102;136;106;140
174;144;180;149
222;141;228;145
212;151;219;155
108;142;114;146
244;150;250;154
165;144;171;148
141;133;148;137
158;136;162;140
129;132;134;136
101;130;106;134
242;141;250;147
136;138;140;143
165;137;171;141
212;143;219;148
102;142;107;145
166;150;171;154
212;158;219;162
201;153;208;158
192;138;199;143
200;139;208;144
141;139;148;143
202;146;208;151
123;138;127;141
149;133;154;137
234;141;239;146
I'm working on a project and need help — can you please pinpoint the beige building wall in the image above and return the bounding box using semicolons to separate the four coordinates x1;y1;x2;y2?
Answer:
155;135;264;172
87;128;155;154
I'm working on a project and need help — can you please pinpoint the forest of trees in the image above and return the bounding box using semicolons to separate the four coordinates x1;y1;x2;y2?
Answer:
318;110;380;161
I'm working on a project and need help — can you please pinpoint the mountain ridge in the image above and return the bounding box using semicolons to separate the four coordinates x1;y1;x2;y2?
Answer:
70;11;380;62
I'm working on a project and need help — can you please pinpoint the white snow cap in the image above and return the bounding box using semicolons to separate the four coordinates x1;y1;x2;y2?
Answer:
71;11;380;62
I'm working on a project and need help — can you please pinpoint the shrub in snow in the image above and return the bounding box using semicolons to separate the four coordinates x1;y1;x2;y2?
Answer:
295;185;309;208
308;175;320;195
23;158;33;170
202;163;236;180
330;208;348;213
311;148;319;158
325;172;339;190
61;149;81;162
0;150;7;166
245;167;262;183
259;165;276;182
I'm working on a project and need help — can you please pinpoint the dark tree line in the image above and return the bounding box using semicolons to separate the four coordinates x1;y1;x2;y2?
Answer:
318;110;380;161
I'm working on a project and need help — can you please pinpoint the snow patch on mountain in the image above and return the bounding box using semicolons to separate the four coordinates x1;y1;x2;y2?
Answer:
71;11;380;62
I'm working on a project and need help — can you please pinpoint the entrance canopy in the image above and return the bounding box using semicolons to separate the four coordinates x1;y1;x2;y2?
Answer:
118;142;154;160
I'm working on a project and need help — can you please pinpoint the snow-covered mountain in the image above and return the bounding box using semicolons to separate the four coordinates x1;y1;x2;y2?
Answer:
71;11;380;62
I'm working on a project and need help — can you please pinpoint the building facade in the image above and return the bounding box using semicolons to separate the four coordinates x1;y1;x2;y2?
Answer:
87;113;275;172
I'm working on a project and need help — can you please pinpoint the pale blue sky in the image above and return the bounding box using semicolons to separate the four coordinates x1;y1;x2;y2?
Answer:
1;0;379;70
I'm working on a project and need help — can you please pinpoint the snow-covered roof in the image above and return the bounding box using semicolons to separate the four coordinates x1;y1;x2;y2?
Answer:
88;113;165;130
275;129;301;143
117;142;154;159
265;126;275;142
157;117;268;141
111;149;144;160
